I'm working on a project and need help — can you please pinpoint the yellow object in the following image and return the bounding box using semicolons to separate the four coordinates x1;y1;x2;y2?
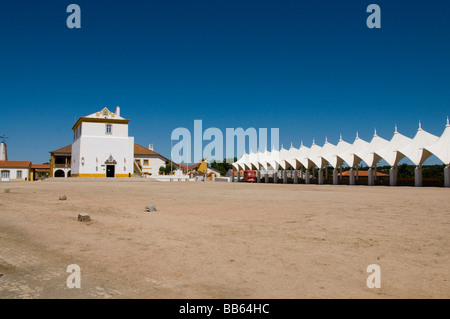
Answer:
197;158;208;173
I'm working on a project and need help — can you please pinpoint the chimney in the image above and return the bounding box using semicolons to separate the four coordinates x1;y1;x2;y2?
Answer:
115;106;120;117
149;144;154;151
0;142;7;161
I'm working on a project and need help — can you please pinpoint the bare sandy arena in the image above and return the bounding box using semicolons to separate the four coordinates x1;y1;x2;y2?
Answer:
0;179;449;299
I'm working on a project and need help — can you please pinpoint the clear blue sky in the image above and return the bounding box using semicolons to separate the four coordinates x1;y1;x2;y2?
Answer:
1;0;449;165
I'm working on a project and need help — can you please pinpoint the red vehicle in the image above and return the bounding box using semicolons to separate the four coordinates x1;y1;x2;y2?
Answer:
243;170;257;182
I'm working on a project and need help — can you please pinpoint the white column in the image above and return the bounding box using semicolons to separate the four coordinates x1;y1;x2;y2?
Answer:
368;167;374;186
415;165;422;187
349;168;355;185
257;170;261;183
283;170;287;184
294;170;298;184
389;166;396;186
339;165;343;180
318;169;323;185
273;170;278;183
237;170;240;183
305;170;310;184
445;165;450;188
333;168;338;185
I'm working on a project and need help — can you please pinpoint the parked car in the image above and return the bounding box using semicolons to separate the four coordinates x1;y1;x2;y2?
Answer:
243;170;257;182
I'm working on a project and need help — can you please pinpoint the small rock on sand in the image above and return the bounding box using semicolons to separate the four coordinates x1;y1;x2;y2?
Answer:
59;195;67;200
78;213;91;222
145;204;157;212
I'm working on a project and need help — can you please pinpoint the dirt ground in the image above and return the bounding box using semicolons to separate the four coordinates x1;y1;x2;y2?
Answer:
0;179;449;299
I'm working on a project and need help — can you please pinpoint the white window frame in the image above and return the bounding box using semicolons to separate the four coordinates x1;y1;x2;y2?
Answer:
17;170;22;179
106;124;112;135
1;170;10;179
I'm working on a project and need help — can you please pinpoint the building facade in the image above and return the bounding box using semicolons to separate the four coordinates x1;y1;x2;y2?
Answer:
49;107;171;178
71;107;134;178
0;161;31;181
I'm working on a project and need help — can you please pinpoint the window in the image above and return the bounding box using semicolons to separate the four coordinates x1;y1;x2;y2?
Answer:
103;110;108;116
143;159;149;166
17;170;22;179
106;124;112;134
1;171;10;179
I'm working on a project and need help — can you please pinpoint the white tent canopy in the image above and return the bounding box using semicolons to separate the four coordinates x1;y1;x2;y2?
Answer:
266;147;280;170
258;148;271;170
323;135;351;168
424;118;450;165
277;145;290;170
356;129;390;167
340;132;369;168
230;119;449;187
319;138;336;168
398;123;439;166
307;140;326;169
248;151;260;170
285;144;301;170
294;141;311;169
377;126;412;167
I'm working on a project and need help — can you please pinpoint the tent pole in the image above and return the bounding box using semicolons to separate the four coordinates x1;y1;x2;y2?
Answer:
389;166;395;186
368;167;374;186
349;167;355;185
333;168;338;185
415;165;422;187
445;165;450;188
305;169;310;184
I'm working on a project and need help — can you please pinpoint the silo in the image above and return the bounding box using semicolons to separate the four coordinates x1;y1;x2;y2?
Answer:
0;142;7;161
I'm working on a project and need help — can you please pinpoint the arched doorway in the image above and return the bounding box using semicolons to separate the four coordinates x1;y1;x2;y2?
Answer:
67;170;71;177
54;170;65;178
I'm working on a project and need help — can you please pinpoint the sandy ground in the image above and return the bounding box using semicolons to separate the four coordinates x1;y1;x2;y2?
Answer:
0;179;449;299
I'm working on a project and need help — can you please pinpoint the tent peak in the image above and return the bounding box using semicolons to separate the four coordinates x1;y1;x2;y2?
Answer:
447;116;449;127
418;121;422;131
339;133;343;142
374;128;378;137
394;124;398;133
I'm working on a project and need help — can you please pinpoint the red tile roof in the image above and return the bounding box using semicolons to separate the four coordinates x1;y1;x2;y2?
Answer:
134;144;159;155
50;143;171;162
0;161;32;168
179;163;200;170
31;164;50;170
50;145;72;154
341;170;388;177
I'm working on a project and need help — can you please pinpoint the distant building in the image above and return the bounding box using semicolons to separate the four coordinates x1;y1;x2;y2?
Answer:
179;158;221;178
49;107;172;178
0;161;32;181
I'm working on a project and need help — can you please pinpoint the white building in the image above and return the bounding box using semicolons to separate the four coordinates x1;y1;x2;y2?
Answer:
0;161;31;181
50;107;173;178
71;107;134;177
